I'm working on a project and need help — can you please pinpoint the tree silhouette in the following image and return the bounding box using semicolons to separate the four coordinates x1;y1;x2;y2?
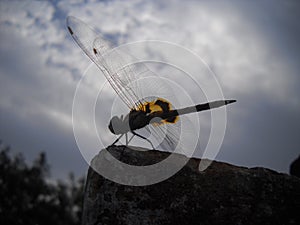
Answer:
0;144;84;225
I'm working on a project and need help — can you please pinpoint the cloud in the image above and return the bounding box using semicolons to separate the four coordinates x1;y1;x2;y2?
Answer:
59;0;300;107
0;0;87;177
0;0;299;177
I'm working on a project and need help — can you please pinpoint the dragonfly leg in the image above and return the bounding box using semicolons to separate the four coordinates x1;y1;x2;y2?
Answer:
125;133;128;145
131;131;155;150
110;133;127;158
111;133;124;146
128;133;135;144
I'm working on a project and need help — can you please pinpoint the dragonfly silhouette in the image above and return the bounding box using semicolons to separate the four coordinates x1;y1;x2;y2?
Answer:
67;16;236;149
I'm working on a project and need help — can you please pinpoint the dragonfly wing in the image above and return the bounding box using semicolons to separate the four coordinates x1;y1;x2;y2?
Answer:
151;124;180;150
66;16;100;67
67;16;175;110
148;115;197;156
67;16;138;109
93;36;145;109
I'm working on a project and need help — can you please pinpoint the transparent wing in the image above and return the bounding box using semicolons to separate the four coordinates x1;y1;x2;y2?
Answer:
67;16;100;70
147;111;197;156
67;16;140;109
93;37;150;109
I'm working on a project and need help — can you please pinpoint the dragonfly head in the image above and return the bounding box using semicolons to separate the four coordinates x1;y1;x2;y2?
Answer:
108;116;126;135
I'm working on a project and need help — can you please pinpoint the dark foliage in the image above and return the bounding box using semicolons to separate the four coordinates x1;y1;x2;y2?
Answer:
0;144;84;225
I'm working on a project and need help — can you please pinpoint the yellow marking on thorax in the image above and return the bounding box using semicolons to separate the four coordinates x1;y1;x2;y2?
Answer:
136;98;179;125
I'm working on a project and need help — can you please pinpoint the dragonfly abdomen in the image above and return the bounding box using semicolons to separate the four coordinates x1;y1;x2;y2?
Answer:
148;100;236;124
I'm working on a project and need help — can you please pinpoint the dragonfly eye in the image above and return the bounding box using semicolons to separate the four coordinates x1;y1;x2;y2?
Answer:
108;116;124;134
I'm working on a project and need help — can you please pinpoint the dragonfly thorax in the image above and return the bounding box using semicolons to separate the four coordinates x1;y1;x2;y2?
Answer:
108;110;152;135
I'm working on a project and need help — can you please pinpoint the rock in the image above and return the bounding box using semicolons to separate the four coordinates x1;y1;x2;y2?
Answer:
82;146;300;225
290;155;300;178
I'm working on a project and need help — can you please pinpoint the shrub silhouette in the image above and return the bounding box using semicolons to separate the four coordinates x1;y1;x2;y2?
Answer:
0;144;84;225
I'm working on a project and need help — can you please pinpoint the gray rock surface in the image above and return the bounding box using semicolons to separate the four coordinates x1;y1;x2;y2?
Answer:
82;146;300;225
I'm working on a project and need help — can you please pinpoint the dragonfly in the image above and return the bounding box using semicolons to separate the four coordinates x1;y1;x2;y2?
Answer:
67;16;236;150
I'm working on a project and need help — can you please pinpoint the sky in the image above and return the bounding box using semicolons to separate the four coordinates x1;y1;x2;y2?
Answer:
0;0;299;179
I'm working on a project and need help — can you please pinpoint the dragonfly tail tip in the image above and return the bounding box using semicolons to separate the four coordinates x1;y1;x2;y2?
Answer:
225;100;237;105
